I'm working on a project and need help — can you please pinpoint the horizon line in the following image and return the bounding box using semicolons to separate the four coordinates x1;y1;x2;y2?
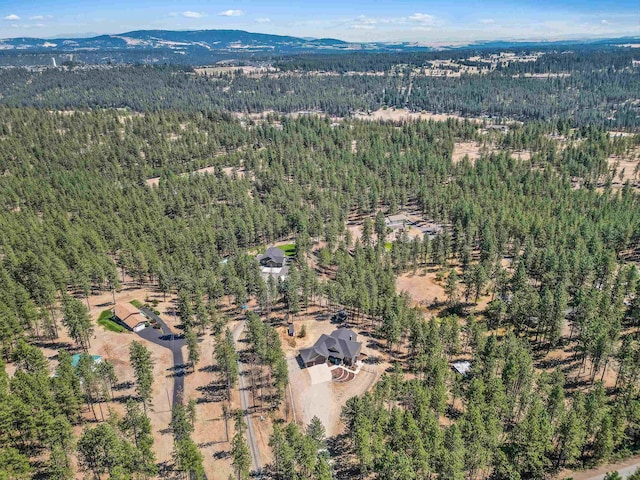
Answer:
0;27;638;46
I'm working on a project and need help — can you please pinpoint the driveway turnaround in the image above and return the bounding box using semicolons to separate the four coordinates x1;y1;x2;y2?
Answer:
307;363;332;385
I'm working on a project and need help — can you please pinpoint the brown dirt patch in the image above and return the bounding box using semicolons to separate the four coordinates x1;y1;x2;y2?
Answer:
145;176;160;187
396;270;446;308
354;108;484;124
608;150;640;188
194;66;276;76
346;224;363;243
452;142;531;164
222;166;253;180
453;141;483;164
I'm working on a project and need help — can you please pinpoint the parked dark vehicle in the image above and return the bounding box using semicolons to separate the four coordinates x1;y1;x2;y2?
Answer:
333;310;348;322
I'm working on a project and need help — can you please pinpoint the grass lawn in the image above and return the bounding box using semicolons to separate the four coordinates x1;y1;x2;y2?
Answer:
97;309;128;333
129;299;143;308
250;243;296;257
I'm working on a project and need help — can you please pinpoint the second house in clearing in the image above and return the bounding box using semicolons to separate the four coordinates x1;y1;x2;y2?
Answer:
113;303;147;332
299;328;362;368
256;245;290;281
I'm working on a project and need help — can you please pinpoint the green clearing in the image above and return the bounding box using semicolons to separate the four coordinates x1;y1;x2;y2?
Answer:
280;243;296;257
97;309;128;333
129;299;143;308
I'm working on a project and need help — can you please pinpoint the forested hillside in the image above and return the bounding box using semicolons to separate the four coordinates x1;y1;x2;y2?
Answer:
0;45;638;127
0;99;639;478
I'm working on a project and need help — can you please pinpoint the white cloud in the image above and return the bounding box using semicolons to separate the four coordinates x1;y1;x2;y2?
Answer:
356;16;377;25
29;15;52;21
350;16;378;30
256;18;271;23
350;13;439;30
4;14;20;21
601;19;609;24
182;11;205;19
6;22;47;29
408;13;437;25
352;24;376;30
219;9;244;17
289;9;640;43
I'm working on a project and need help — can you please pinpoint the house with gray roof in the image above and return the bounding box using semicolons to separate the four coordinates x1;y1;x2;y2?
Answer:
257;246;290;281
385;213;412;230
299;328;362;368
257;246;287;268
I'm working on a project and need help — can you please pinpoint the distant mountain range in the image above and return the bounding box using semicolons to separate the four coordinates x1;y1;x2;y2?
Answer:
0;29;637;66
0;29;434;55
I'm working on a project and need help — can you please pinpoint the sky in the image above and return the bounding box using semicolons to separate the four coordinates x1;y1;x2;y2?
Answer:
1;0;639;43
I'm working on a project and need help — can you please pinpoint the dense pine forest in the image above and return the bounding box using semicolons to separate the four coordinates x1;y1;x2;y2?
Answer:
0;45;640;480
0;47;639;127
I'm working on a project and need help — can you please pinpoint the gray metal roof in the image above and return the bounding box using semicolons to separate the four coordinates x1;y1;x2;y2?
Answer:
452;361;471;375
300;330;361;363
299;346;320;363
262;246;286;264
331;328;357;342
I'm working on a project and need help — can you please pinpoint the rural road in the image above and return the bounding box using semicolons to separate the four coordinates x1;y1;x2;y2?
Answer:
567;457;640;480
136;307;186;407
232;319;263;475
587;465;640;479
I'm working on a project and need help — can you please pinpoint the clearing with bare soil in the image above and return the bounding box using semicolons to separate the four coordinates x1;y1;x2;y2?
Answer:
607;148;640;188
282;307;388;437
354;108;485;124
396;270;447;309
452;141;532;164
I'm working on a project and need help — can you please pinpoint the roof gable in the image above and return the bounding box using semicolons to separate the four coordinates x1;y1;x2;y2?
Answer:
330;328;357;342
301;329;362;362
114;303;146;329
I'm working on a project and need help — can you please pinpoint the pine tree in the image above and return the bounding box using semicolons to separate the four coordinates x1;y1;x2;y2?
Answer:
129;341;155;412
0;447;31;480
185;327;201;372
445;269;460;307
61;296;94;351
173;437;205;480
215;328;239;401
231;429;251;480
512;397;552;478
307;416;327;450
120;399;158;477
440;424;464;480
